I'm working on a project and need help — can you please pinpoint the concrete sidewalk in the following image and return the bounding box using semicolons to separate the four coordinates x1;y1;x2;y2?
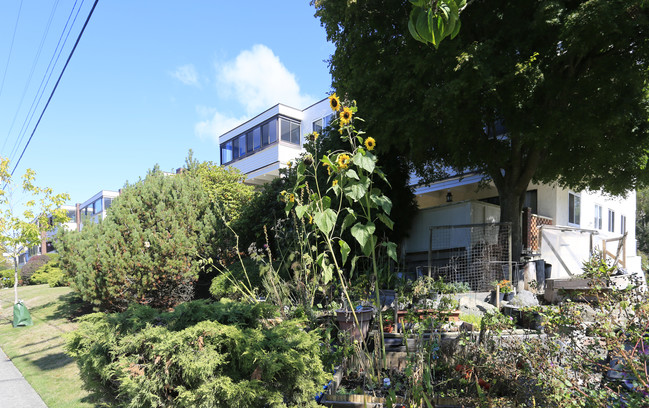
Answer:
0;347;47;408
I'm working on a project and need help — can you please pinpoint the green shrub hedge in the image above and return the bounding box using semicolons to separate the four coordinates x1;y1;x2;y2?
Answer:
21;254;50;283
30;254;68;287
65;300;328;407
0;269;15;288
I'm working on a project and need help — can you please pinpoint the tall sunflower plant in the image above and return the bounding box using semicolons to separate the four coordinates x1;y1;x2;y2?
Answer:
283;94;397;371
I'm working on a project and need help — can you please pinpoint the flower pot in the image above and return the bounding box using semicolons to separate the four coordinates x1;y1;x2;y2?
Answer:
503;292;514;302
336;307;374;343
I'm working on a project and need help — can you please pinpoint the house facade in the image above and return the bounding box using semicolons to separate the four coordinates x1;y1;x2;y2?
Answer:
219;98;333;184
18;190;120;266
219;99;641;284
406;173;640;280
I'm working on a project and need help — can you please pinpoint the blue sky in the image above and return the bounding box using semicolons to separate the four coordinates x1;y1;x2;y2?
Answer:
0;1;334;205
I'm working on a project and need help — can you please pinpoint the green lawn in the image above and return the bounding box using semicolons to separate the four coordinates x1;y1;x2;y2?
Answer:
0;285;95;408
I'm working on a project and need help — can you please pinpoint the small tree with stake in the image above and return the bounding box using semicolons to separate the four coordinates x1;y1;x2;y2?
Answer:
0;157;69;326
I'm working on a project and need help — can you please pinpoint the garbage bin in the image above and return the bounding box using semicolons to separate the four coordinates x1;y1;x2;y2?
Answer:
535;259;546;292
545;263;553;280
13;301;33;327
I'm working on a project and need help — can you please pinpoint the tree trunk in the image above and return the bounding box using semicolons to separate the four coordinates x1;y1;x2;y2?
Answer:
13;255;19;304
498;188;525;264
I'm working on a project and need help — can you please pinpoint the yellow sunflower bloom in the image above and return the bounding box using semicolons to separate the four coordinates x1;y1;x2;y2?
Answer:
332;180;338;186
364;137;376;151
289;194;295;203
328;93;341;112
313;131;319;141
337;153;351;169
340;106;353;125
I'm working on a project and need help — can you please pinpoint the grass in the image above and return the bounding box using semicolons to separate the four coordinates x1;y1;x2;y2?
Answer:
0;284;95;408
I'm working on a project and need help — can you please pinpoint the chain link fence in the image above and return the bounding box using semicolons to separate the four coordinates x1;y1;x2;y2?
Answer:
409;223;513;292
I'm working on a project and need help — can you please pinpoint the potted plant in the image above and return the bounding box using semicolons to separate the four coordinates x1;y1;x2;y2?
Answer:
383;312;395;333
499;280;514;301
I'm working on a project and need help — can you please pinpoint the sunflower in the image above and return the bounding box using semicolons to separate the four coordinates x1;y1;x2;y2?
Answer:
337;153;351;169
328;93;341;112
311;131;319;141
364;137;376;151
289;194;295;203
340;106;353;125
332;179;338;186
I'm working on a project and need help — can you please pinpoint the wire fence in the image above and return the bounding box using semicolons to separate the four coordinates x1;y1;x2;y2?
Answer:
410;223;514;292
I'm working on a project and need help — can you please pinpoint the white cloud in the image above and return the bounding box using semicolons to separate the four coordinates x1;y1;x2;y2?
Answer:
195;45;315;142
171;64;199;86
194;109;249;142
217;44;314;114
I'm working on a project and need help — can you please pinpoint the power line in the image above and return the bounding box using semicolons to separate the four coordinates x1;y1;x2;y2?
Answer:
8;0;84;164
9;0;100;178
1;0;61;156
0;0;23;100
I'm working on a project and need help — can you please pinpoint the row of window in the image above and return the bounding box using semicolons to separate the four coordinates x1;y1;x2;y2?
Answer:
80;197;114;218
568;193;627;233
220;117;300;164
594;204;627;233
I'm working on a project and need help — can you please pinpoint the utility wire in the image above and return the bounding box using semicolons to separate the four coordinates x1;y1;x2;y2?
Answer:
8;0;83;163
0;0;23;100
9;0;100;178
1;0;61;156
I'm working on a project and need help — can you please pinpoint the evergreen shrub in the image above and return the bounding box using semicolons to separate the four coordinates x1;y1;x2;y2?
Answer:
0;269;14;288
21;254;50;283
57;168;220;311
30;254;68;287
66;300;327;408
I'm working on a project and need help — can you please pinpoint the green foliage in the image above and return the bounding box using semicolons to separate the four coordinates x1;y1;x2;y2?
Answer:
65;300;326;408
57;166;219;311
408;0;465;48
209;257;267;301
21;254;51;284
186;155;255;224
636;187;649;254
232;175;294;254
0;156;69;302
0;268;15;288
30;254;67;287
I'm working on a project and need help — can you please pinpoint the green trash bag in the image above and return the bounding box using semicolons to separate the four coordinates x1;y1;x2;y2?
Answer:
13;301;33;327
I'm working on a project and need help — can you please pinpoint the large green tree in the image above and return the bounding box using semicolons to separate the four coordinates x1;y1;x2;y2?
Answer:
58;161;253;311
314;0;649;259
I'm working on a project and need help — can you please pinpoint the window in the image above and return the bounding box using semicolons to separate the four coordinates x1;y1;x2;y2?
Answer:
280;118;300;144
104;197;114;211
221;141;233;164
246;131;254;153
94;198;103;214
67;209;76;223
237;134;246;157
594;205;602;229
608;209;615;232
568;193;580;225
252;127;261;150
621;215;627;234
219;118;281;164
82;205;94;216
313;113;334;134
232;137;240;160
